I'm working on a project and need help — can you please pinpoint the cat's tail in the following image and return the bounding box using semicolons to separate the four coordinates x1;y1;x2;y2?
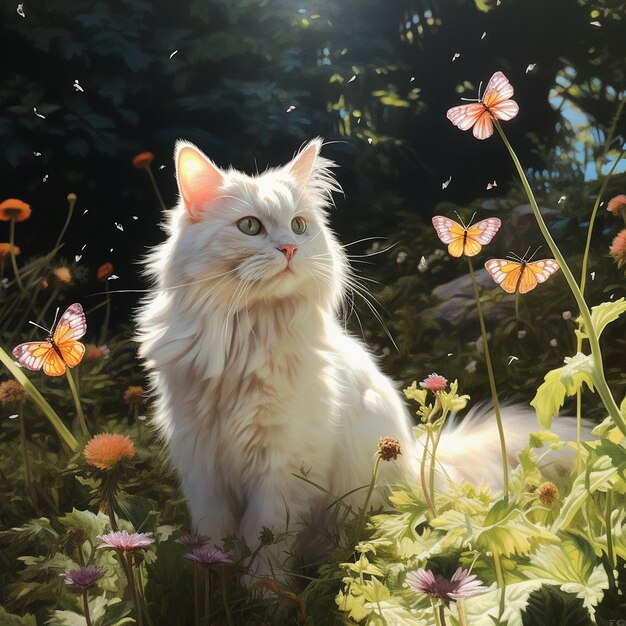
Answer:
433;403;592;489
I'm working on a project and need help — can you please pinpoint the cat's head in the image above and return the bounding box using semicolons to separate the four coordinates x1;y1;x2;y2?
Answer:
164;138;347;312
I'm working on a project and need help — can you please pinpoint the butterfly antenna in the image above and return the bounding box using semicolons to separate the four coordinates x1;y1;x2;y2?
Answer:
51;307;60;330
28;320;51;334
528;246;541;261
477;80;484;101
468;212;477;227
453;210;467;228
506;250;524;263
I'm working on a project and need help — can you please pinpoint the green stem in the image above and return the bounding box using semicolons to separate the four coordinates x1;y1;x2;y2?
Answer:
65;368;89;438
467;257;509;498
438;603;448;626
136;565;155;626
52;195;76;253
120;552;144;626
204;568;211;626
429;424;444;517
219;568;235;626
457;599;468;626
354;454;382;542
420;427;436;516
82;589;93;626
9;217;25;293
431;599;443;626
494;121;626;439
492;546;506;620
0;346;78;451
145;165;168;212
605;491;615;569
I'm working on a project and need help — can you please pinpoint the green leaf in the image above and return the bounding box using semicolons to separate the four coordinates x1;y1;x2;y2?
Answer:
531;353;595;428
522;585;595;626
575;298;626;341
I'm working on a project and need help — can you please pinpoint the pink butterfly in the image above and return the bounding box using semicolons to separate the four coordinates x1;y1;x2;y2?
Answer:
447;71;519;140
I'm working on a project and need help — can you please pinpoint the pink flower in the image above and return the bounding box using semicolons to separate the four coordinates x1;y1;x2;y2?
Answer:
97;530;155;551
406;567;488;604
176;534;211;548
184;547;232;566
607;194;626;216
61;565;106;590
609;229;626;269
419;373;448;392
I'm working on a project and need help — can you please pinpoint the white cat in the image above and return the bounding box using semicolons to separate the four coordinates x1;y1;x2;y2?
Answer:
136;139;567;579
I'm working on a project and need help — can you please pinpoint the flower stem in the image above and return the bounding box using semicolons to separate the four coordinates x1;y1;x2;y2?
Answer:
355;454;381;541
145;165;168;212
431;599;443;626
457;599;468;626
204;568;211;626
119;552;144;626
492;546;506;620
438;603;448;626
428;425;443;517
82;589;94;626
467;257;509;498
605;490;615;570
193;563;201;626
8;217;25;293
65;368;89;438
494;121;626;439
420;427;437;516
53;195;76;253
219;567;235;626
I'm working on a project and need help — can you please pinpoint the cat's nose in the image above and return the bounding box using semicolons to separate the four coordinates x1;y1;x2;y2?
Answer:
276;244;298;261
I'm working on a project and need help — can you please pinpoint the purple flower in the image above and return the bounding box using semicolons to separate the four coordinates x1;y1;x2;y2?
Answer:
61;565;106;590
176;533;211;548
406;567;488;603
184;546;232;567
97;530;155;551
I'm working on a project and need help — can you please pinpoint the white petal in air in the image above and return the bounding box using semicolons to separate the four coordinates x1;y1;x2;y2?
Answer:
525;63;537;73
169;50;179;59
115;222;124;231
17;3;25;17
442;175;452;190
33;107;46;119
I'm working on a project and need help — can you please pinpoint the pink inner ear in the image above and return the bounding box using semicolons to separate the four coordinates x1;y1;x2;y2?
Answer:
176;146;224;221
287;140;321;189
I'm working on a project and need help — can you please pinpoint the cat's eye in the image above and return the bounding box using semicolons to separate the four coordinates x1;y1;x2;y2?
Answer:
237;216;263;236
291;216;307;235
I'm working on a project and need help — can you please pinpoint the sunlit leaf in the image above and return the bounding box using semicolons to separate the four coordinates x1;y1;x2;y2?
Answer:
575;298;626;341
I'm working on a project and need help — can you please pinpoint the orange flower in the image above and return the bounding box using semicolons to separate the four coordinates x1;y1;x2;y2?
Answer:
0;243;20;258
97;262;114;281
537;481;559;506
607;194;626;216
132;152;155;169
0;198;31;222
84;433;135;470
85;344;104;361
609;229;626;269
52;266;72;285
123;385;145;406
0;379;26;405
38;278;49;290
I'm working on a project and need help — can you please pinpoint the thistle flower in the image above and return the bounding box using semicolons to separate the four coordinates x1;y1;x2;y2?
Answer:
405;567;488;604
537;481;559;506
84;433;135;470
378;436;402;461
52;266;72;286
184;546;232;566
0;379;26;405
609;229;626;269
607;194;626;217
132;151;155;169
0;198;31;222
0;243;20;257
97;262;114;281
176;534;211;548
61;565;106;590
123;385;145;406
97;530;155;551
420;373;448;392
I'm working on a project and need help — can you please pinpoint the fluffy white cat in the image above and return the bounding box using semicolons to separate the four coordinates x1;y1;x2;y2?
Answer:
137;139;566;579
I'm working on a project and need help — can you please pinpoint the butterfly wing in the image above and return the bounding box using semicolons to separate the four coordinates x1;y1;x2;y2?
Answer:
462;217;501;256
482;71;519;122
485;259;525;293
519;259;560;294
446;103;487;131
12;341;58;373
432;216;467;257
52;303;87;368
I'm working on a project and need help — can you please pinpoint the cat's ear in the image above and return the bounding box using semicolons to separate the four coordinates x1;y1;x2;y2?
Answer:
287;138;323;189
175;141;225;221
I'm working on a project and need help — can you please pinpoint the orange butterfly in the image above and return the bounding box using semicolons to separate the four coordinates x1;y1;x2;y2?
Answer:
13;303;86;376
432;215;501;257
485;255;560;294
447;71;519;140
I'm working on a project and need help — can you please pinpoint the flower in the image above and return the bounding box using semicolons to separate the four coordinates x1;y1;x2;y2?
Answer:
406;567;488;604
67;193;78;203
258;526;275;545
0;198;31;222
607;194;626;216
123;385;145;406
184;546;232;566
537;481;559;506
61;565;106;590
562;311;572;321
176;534;211;548
378;436;402;461
38;278;48;290
0;243;20;258
97;530;155;551
132;151;155;168
0;379;26;405
465;359;477;374
84;433;135;470
84;344;104;361
97;262;114;281
419;373;448;392
52;266;72;286
609;229;626;269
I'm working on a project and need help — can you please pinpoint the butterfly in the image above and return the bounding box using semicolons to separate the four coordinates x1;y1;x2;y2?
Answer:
12;303;86;376
485;255;560;294
432;215;501;257
447;71;519;140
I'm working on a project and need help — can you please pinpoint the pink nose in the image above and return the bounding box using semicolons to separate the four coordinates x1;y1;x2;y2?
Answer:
276;244;298;261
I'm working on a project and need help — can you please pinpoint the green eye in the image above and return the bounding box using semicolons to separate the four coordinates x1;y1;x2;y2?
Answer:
237;216;263;236
291;216;307;235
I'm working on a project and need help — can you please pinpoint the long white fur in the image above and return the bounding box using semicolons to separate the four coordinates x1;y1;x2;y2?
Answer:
137;139;576;579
